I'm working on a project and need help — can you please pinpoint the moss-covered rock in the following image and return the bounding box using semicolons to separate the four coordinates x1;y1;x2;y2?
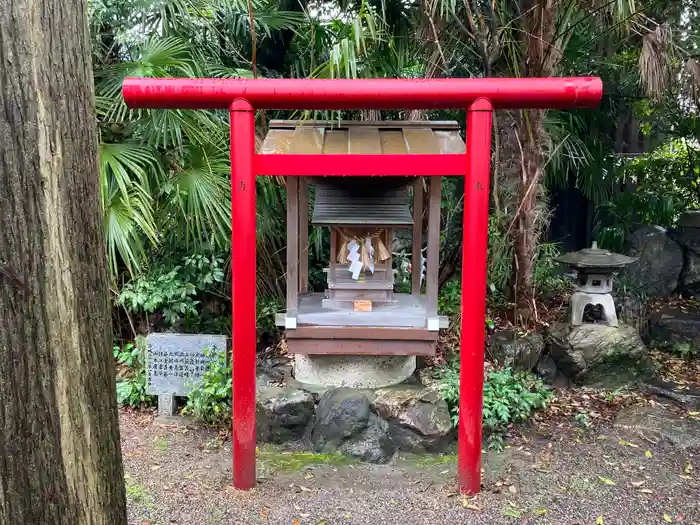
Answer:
548;323;656;387
373;385;454;452
309;388;395;463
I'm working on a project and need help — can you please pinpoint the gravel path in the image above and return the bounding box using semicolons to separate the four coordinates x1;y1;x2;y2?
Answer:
121;405;699;525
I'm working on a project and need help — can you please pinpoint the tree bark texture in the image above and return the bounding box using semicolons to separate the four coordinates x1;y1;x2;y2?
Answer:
511;0;559;321
513;109;545;319
0;2;127;524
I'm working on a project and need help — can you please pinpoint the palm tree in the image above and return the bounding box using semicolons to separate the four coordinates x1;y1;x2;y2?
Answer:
425;0;699;322
89;0;304;283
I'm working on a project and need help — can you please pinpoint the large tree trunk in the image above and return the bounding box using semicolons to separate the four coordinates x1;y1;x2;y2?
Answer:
511;0;558;322
0;2;127;524
513;109;546;320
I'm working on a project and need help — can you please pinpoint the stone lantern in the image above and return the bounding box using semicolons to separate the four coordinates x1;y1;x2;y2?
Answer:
556;242;637;327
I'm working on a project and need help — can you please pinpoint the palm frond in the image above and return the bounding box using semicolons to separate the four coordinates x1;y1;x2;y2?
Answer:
165;146;232;248
639;24;672;100
682;58;700;105
100;142;162;276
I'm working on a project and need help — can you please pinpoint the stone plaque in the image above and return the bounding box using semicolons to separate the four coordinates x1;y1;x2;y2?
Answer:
145;333;227;396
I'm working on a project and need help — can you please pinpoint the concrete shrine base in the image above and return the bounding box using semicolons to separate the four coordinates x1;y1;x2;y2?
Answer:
293;354;416;389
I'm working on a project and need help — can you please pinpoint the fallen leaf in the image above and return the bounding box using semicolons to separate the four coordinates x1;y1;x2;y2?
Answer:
508;485;517;494
685;463;693;474
344;512;351;518
639;488;653;494
304;473;314;480
440;469;450;475
150;465;162;471
300;514;310;518
291;521;300;525
689;411;699;416
259;508;270;519
294;505;302;511
462;498;481;511
645;450;653;458
598;476;617;486
535;508;550;515
664;513;673;523
300;485;313;492
680;475;693;480
631;480;645;487
596;515;605;525
626;441;640;448
317;521;328;525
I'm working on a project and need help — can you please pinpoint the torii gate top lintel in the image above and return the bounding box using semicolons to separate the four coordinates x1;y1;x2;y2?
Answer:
122;75;602;496
122;76;602;110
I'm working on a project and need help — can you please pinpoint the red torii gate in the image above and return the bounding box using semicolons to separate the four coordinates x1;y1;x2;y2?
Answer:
123;76;602;494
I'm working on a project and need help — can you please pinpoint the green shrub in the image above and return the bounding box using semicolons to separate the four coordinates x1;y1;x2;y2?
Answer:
487;214;569;303
114;337;154;408
257;296;282;335
594;139;700;251
439;363;552;449
438;279;462;317
670;342;698;360
183;348;231;425
532;242;571;298
118;252;225;326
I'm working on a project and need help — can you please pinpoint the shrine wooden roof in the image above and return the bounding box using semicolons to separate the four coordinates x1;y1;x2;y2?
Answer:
260;120;465;155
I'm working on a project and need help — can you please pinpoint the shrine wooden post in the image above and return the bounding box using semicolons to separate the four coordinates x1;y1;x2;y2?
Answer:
123;76;602;493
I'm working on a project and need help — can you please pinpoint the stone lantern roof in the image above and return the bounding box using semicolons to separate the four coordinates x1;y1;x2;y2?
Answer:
555;242;637;271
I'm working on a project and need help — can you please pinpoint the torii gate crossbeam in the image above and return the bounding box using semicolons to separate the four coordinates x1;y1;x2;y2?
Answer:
123;76;602;494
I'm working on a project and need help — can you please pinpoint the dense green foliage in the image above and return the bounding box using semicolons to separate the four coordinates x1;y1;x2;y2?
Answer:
183;349;232;425
114;338;154;407
118;252;226;326
440;363;552;449
92;0;699;338
596;139;700;251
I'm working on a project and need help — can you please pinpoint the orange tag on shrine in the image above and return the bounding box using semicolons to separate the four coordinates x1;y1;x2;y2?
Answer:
353;300;372;312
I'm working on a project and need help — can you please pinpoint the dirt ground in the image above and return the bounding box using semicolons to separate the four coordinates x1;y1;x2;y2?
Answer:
121;395;699;525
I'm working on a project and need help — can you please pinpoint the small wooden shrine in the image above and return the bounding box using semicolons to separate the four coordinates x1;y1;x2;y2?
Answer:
264;120;465;357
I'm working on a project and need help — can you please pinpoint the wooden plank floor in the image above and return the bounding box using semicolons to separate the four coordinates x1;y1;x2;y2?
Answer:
297;293;427;328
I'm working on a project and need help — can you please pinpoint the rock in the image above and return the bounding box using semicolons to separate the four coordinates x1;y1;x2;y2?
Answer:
622;225;683;297
256;372;276;392
682;252;700;295
535;355;559;384
310;388;371;446
615;404;700;451
309;388;395;463
548;323;655;387
417;367;442;392
373;385;453;452
257;386;315;443
490;330;545;371
645;378;700;410
648;304;700;347
256;357;293;392
667;218;700;294
614;293;648;337
337;414;394;463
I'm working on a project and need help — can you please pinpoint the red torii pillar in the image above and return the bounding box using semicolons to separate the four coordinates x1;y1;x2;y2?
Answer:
123;76;602;493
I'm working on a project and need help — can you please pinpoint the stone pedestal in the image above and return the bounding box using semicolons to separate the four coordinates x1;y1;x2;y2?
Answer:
294;354;416;389
157;393;177;417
